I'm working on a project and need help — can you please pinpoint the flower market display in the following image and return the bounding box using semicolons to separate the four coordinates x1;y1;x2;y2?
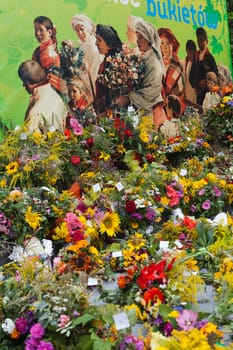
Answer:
0;94;233;350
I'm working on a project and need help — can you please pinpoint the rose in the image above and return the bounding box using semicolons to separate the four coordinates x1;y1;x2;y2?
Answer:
125;200;136;213
70;155;81;165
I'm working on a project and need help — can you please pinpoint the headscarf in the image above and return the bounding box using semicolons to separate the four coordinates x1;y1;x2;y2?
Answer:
96;24;122;51
135;21;162;59
158;27;180;57
127;15;143;31
71;14;95;35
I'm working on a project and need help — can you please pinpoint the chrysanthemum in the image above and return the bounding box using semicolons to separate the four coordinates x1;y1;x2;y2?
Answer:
25;206;42;230
6;161;19;175
99;212;121;237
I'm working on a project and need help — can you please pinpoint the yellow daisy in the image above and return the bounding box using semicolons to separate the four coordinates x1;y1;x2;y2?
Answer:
25;206;42;230
6;161;18;176
0;179;7;187
99;212;121;237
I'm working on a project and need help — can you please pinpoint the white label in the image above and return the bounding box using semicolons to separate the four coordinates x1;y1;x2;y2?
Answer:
88;277;98;286
174;240;183;248
113;312;130;330
159;241;169;250
112;251;122;258
116;182;124;191
92;183;101;192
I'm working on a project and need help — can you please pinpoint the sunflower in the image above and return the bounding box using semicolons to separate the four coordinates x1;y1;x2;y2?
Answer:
99;212;121;237
25;206;42;230
70;251;93;272
5;161;19;176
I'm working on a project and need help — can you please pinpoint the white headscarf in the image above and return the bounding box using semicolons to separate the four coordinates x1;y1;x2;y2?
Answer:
135;21;161;54
71;14;95;35
127;15;143;31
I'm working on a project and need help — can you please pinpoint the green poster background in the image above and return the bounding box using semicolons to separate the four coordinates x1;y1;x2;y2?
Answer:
0;0;231;129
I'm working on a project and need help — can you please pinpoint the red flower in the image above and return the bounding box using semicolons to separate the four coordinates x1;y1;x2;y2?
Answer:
86;137;94;147
114;117;125;131
125;200;136;213
125;129;133;137
70;155;81;165
137;260;167;289
146;153;154;163
64;128;71;140
183;216;196;229
143;287;165;304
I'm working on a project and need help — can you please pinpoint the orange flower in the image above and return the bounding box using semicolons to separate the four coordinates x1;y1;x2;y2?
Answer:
143;287;165;304
117;275;131;288
10;329;21;339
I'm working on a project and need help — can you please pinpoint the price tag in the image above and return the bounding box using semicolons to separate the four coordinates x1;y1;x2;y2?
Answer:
115;182;124;191
88;277;98;286
159;241;169;250
113;312;130;330
174;240;183;249
112;251;122;258
92;183;101;192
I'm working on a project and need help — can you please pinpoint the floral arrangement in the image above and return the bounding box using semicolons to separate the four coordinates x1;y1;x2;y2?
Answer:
60;42;86;80
202;94;233;148
97;47;145;94
0;96;233;349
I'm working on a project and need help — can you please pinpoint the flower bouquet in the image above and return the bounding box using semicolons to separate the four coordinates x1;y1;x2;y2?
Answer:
97;47;145;96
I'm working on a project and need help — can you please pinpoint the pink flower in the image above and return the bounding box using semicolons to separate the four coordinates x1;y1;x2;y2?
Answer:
202;199;211;210
198;189;205;196
213;186;222;197
69;118;83;135
30;323;45;339
58;314;70;328
176;309;198;330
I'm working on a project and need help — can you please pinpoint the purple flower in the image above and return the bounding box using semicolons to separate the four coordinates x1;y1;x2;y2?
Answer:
202;200;211;210
190;204;196;213
213;186;222;197
197;319;208;329
25;337;39;350
163;321;173;336
30;323;45;339
176;309;198;330
37;340;54;350
120;335;144;350
145;209;156;221
153;314;163;326
15;317;29;335
196;138;204;147
198;189;205;196
131;213;143;220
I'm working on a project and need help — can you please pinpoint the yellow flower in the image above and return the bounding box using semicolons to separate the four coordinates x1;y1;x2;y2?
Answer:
0;179;7;187
31;131;42;145
8;189;22;201
131;222;139;229
160;196;169;206
99;151;110;161
51;205;64;217
53;221;69;241
99;212;121;237
89;246;99;256
6;161;18;175
206;173;217;183
25;206;42;230
226;184;233;204
168;310;180;318
86;226;98;240
117;144;126;154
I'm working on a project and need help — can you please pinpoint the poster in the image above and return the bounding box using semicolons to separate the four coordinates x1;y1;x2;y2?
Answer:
0;0;231;128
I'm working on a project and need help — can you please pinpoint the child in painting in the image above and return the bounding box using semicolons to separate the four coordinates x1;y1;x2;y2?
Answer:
32;16;62;93
159;94;181;138
202;71;220;114
66;78;97;127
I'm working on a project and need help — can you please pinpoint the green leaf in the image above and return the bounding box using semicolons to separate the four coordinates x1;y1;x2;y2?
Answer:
72;313;95;326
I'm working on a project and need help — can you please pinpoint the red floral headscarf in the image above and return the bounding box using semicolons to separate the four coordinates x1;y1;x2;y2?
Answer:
158;27;180;58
